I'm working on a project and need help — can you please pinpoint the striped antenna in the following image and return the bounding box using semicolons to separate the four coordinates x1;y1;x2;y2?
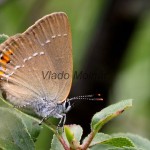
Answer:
68;94;103;102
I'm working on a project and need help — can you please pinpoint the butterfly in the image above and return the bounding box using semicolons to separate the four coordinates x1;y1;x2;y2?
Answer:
0;12;102;126
0;12;73;126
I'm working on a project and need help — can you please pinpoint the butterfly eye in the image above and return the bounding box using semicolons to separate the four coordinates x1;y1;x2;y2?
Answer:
63;100;71;113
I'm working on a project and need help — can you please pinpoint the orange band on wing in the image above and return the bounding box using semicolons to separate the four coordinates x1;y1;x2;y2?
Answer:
0;49;12;65
0;49;12;78
2;54;10;62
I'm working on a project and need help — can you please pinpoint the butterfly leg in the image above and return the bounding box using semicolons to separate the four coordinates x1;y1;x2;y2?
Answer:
39;117;48;125
58;114;66;127
53;113;66;131
39;108;56;125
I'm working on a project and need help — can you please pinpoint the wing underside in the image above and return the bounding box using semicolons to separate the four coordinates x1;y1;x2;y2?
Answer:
0;12;72;106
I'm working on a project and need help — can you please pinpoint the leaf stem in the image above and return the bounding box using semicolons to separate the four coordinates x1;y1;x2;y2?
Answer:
56;133;70;150
80;130;96;150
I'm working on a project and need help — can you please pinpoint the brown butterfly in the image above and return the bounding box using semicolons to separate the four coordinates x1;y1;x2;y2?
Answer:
0;12;102;126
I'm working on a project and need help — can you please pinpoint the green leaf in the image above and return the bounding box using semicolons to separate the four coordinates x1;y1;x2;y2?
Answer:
90;144;116;150
64;126;74;145
90;145;138;150
108;148;140;150
0;34;8;44
0;96;42;142
113;133;150;150
20;113;42;142
0;138;21;150
88;133;134;149
90;142;137;150
90;133;111;145
64;125;82;149
65;125;83;142
102;137;134;148
91;99;132;132
0;107;35;150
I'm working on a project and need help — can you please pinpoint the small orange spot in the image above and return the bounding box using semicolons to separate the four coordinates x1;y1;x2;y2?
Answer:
2;54;10;62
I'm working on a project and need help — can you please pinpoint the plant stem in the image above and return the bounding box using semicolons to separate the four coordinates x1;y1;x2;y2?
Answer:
80;131;96;150
56;133;70;150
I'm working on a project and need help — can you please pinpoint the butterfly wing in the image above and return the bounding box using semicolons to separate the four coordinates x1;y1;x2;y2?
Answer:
0;12;72;107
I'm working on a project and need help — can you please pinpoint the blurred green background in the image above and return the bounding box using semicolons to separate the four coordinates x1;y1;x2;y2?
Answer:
0;0;150;149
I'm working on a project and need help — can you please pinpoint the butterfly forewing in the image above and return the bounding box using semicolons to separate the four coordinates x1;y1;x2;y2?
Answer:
0;12;72;108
